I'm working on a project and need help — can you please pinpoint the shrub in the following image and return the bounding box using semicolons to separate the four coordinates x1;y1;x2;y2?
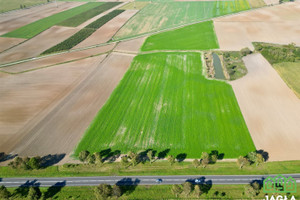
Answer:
79;150;90;162
241;47;252;56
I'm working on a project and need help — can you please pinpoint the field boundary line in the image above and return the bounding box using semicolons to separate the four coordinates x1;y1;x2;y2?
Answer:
0;2;281;68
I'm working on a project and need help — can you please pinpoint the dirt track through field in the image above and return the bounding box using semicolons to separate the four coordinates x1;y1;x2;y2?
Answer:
74;10;138;49
1;43;115;73
230;53;300;161
0;2;83;35
0;53;134;156
0;26;80;64
214;1;300;50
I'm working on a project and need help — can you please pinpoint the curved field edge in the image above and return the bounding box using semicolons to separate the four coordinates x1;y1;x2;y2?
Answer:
140;20;219;51
74;52;255;158
113;0;250;40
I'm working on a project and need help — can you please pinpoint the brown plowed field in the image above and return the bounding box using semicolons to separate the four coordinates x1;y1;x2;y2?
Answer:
214;1;300;51
0;53;134;156
0;37;26;53
114;36;146;53
230;53;300;161
0;26;80;64
0;2;83;35
1;43;115;73
74;10;138;49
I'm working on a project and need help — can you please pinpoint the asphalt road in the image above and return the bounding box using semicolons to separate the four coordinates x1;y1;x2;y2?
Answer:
1;174;300;187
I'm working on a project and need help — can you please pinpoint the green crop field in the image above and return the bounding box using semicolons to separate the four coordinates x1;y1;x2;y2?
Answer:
2;2;102;39
274;62;300;98
114;0;250;40
141;21;219;51
42;9;125;54
74;52;255;158
57;2;121;27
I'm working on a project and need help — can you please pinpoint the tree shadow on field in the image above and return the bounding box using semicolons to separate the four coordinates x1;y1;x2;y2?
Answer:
256;149;269;161
176;153;187;162
157;149;170;159
116;178;140;195
138;149;156;163
44;180;66;199
40;154;65;168
0;152;17;163
100;148;121;162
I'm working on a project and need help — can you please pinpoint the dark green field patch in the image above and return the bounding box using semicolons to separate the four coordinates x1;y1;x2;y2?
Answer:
42;9;125;54
57;2;121;27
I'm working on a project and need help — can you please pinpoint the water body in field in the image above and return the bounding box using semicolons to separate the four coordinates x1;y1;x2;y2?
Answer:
212;52;225;79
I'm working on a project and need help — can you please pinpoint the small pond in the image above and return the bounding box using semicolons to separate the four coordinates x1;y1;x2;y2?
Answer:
212;53;225;79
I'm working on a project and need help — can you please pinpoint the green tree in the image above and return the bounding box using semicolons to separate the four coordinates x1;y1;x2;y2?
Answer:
87;154;96;164
79;150;90;162
94;152;103;165
251;181;261;194
182;182;193;197
28;157;41;170
247;152;257;164
171;184;182;198
112;184;122;197
244;184;256;198
194;185;203;197
167;155;175;165
27;187;41;200
0;185;10;199
147;150;154;164
237;156;249;169
256;154;264;166
210;154;218;164
94;184;112;200
192;159;200;168
201;158;209;168
129;152;139;166
241;47;252;56
201;152;209;160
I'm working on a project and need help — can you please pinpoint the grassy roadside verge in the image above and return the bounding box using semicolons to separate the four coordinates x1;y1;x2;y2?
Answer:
0;160;299;178
6;184;300;199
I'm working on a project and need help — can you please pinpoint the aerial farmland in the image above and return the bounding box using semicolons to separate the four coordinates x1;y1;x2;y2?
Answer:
0;0;300;171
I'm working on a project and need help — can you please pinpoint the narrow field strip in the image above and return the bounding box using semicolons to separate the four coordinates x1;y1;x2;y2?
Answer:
74;52;255;158
57;2;121;27
42;10;125;55
2;2;103;39
114;0;250;40
141;21;219;51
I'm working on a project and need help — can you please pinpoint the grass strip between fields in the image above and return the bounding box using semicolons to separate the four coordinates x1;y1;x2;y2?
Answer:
41;10;125;54
0;160;299;178
57;2;121;27
2;2;103;39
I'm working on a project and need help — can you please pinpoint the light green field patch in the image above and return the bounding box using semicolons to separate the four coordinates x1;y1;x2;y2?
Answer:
141;21;219;51
114;0;250;40
74;52;255;158
2;2;103;39
119;1;149;10
273;62;300;98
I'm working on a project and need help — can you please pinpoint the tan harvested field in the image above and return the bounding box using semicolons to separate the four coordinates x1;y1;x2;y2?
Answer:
230;53;300;161
0;2;83;35
0;26;79;64
0;37;26;53
114;36;146;53
74;10;138;49
0;55;106;154
214;1;300;51
1;43;115;73
0;52;134;156
263;0;278;5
